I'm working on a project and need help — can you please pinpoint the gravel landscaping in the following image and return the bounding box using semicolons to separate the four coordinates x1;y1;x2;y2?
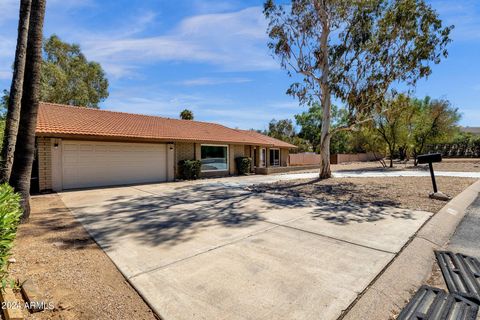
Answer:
330;158;480;173
8;195;157;320
252;176;477;214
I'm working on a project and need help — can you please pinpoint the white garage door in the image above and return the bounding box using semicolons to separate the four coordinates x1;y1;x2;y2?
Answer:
61;140;167;189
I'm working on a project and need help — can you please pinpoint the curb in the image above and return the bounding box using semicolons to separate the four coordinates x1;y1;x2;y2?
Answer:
0;287;24;320
339;179;480;320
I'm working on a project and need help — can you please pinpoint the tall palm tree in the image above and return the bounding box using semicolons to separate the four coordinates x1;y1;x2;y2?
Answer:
0;0;32;183
10;0;47;221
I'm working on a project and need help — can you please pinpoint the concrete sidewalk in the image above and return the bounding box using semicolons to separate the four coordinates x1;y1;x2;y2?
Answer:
141;169;480;190
60;177;433;320
341;179;480;320
214;170;480;186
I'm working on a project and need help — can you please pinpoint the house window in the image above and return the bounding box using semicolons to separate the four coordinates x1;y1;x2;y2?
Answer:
269;149;280;166
201;145;228;171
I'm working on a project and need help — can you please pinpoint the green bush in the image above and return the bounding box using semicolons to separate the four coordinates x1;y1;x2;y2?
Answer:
235;157;252;175
179;160;202;180
0;184;21;279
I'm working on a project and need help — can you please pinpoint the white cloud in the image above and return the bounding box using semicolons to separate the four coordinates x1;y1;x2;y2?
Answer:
1;5;276;80
0;35;14;57
0;36;14;80
459;107;480;126
0;0;96;25
105;90;235;123
0;0;18;26
191;0;241;14
174;77;252;86
101;82;301;129
48;0;96;8
0;70;11;80
81;6;276;77
434;1;480;41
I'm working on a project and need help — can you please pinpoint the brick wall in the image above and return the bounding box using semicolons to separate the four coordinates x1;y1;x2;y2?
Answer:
281;148;289;166
175;142;195;177
244;145;250;158
176;142;195;162
37;137;52;191
233;145;245;158
232;145;246;175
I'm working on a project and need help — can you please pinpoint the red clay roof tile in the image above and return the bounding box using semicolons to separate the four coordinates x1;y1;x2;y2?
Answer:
36;102;297;148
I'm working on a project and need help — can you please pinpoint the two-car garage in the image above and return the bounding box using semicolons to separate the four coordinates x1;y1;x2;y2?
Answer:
54;140;170;190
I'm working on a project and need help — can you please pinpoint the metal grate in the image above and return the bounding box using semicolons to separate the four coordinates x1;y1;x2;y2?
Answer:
435;251;480;304
397;285;479;320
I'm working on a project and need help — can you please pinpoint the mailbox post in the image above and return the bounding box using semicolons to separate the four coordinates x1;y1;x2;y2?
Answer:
417;153;450;201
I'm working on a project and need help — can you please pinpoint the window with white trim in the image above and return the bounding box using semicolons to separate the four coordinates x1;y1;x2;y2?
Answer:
201;145;228;171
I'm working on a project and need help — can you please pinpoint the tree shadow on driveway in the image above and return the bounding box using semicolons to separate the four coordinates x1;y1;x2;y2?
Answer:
63;179;419;249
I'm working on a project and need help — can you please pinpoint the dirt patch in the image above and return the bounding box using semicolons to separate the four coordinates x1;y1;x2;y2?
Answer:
330;158;480;173
252;176;477;213
425;262;448;291
8;194;157;320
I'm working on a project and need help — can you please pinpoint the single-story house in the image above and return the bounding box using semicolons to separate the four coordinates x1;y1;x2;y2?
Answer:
460;127;480;136
34;102;297;192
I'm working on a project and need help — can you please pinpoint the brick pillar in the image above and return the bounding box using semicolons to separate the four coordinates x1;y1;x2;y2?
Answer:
266;148;270;167
167;143;175;181
229;144;235;175
194;143;201;160
250;146;254;172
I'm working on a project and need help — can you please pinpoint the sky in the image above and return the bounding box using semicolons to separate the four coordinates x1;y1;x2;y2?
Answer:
0;0;479;130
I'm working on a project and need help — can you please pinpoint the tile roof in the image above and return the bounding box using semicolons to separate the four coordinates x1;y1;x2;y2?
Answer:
36;102;297;148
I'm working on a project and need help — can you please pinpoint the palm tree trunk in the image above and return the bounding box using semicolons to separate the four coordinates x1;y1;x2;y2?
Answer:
0;0;32;183
10;0;46;221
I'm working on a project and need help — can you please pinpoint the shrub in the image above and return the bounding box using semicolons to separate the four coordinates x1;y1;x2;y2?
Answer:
0;184;22;279
179;160;202;180
235;157;252;175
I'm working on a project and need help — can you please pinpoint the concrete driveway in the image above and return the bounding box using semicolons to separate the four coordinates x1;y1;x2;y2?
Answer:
59;177;432;320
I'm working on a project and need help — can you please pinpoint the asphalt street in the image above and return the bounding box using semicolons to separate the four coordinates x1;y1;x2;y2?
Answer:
448;193;480;259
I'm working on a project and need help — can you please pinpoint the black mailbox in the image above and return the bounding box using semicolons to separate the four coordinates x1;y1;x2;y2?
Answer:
417;153;444;195
417;153;442;164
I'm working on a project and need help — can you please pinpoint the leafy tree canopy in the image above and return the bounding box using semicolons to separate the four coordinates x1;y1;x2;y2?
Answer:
180;109;194;120
0;90;8;120
409;97;460;158
264;0;452;177
265;0;452;124
40;35;109;108
267;119;295;140
294;103;350;153
371;94;460;166
265;119;311;152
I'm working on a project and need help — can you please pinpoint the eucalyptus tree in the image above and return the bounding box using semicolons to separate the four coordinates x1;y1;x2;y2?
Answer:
264;0;452;178
41;35;109;108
